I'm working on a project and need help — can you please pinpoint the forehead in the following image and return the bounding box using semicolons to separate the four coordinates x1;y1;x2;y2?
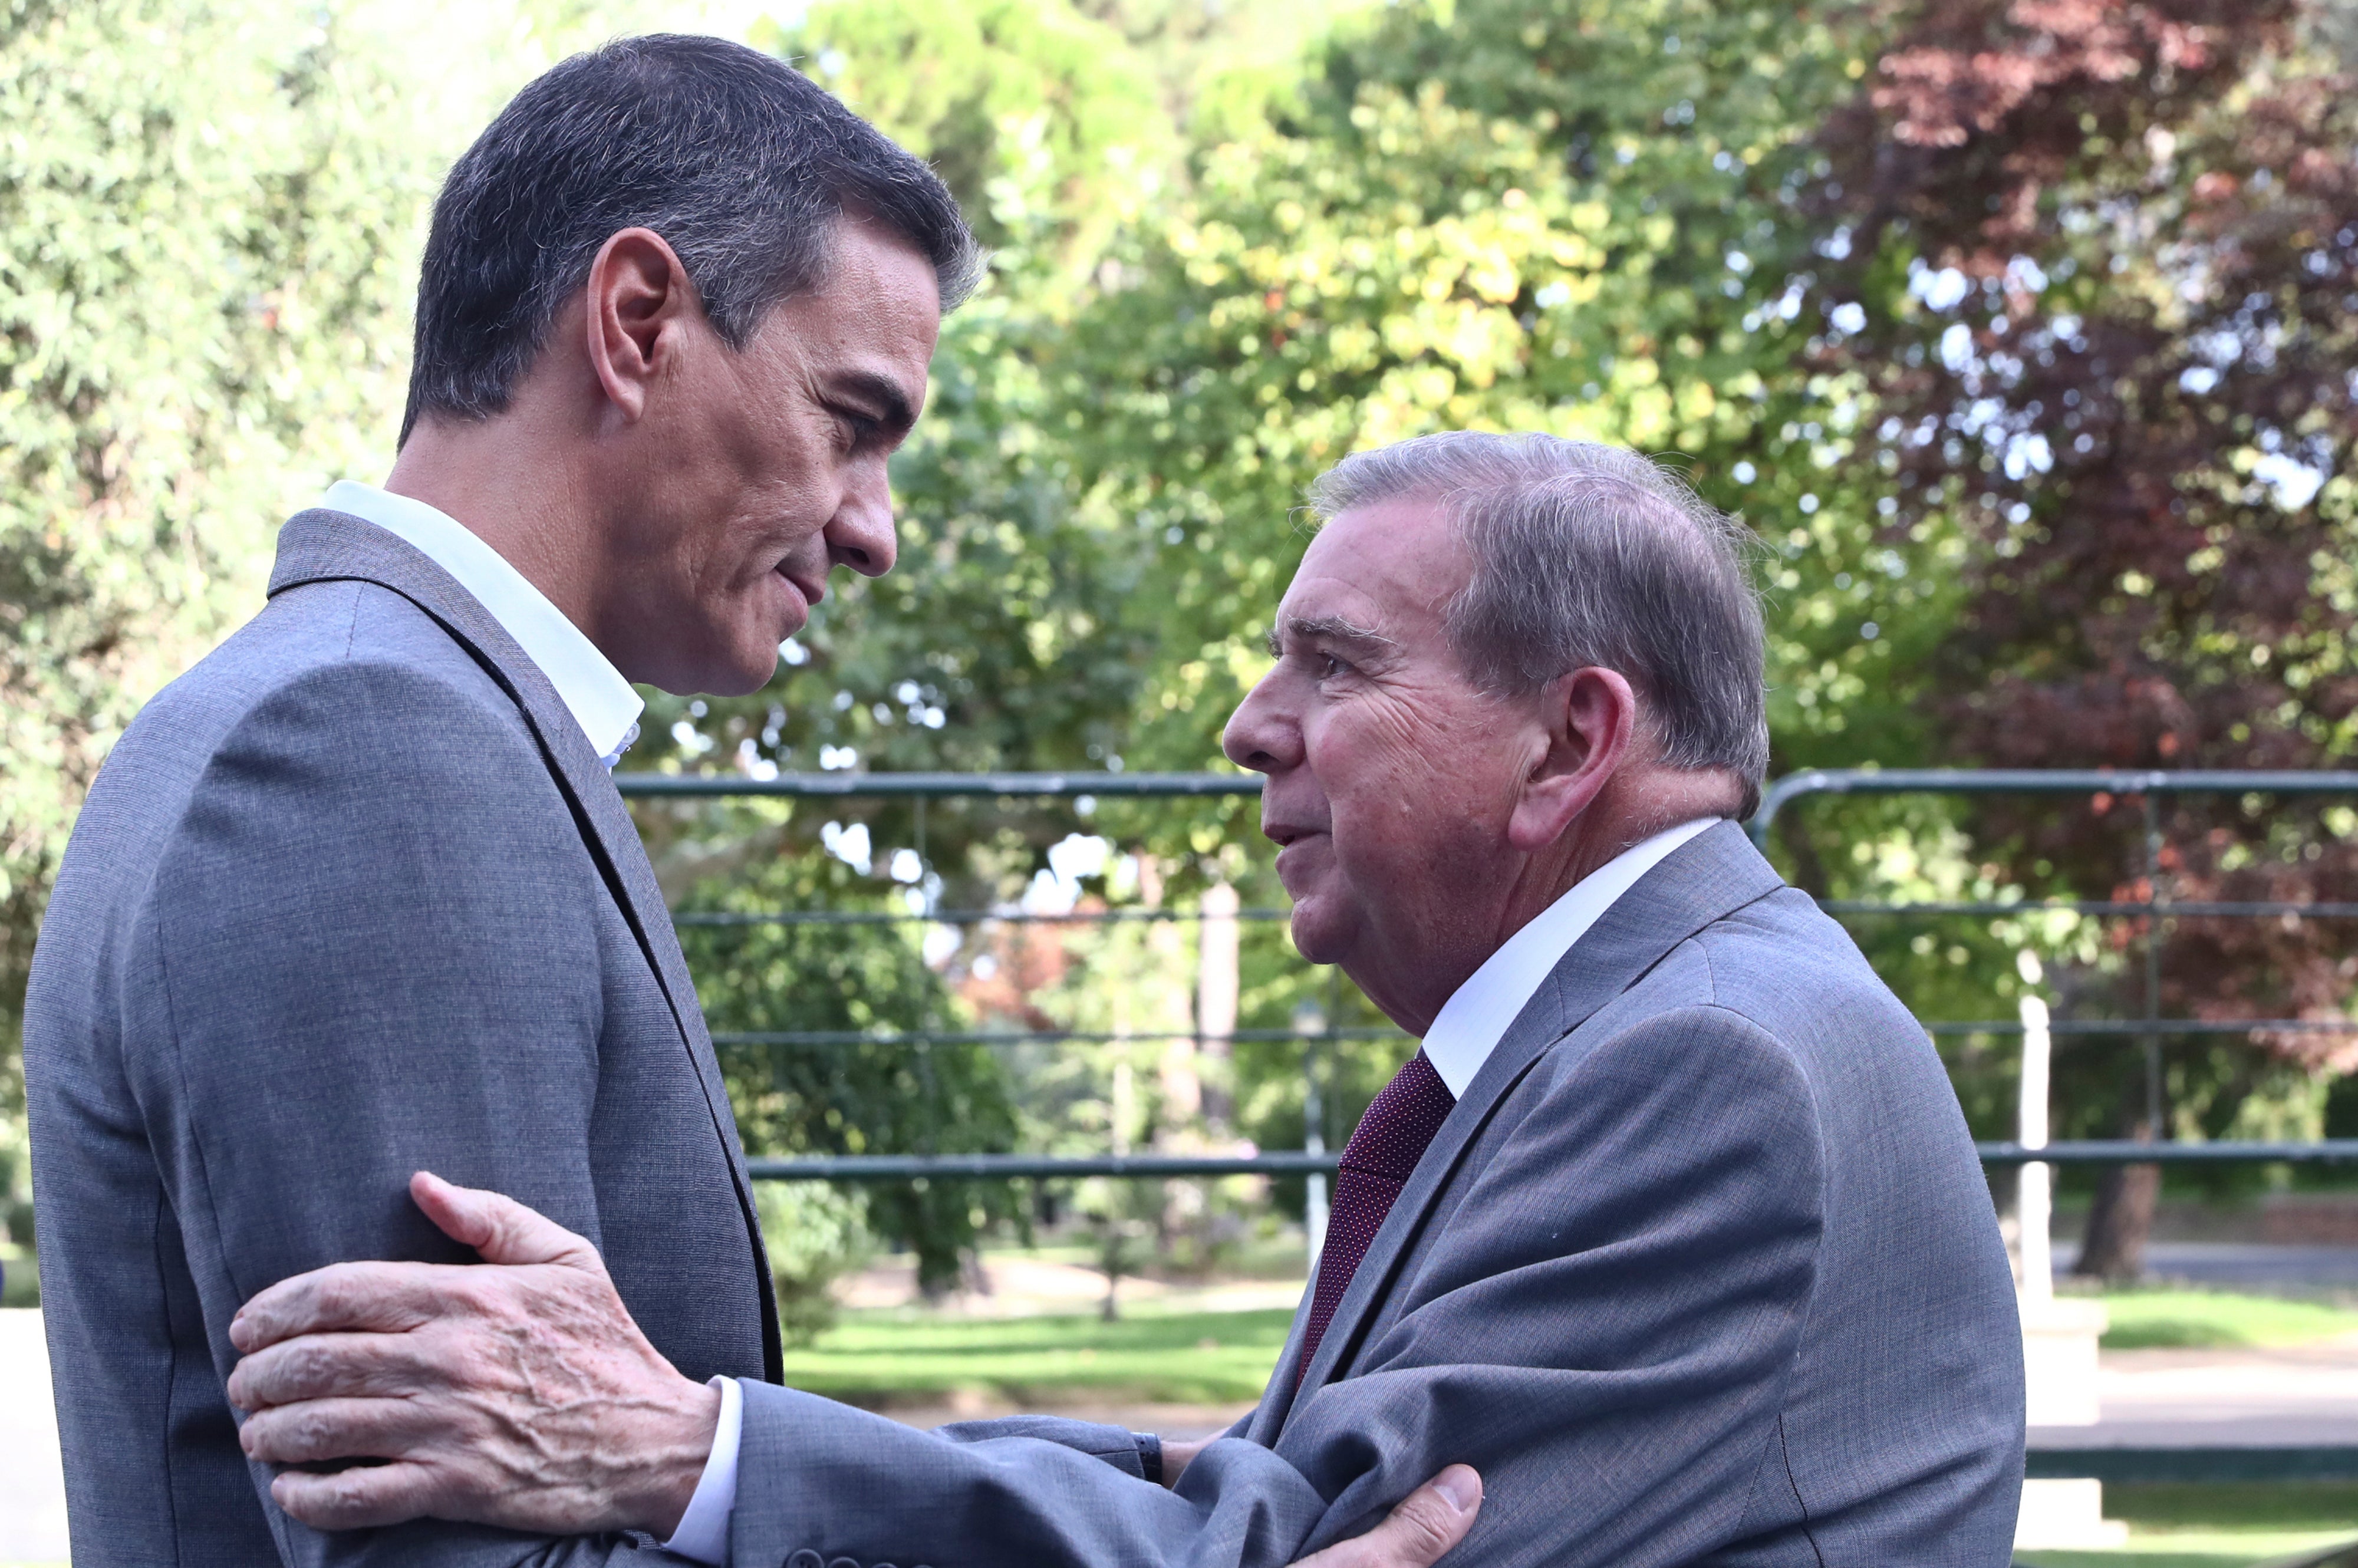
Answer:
760;219;941;398
1281;495;1471;636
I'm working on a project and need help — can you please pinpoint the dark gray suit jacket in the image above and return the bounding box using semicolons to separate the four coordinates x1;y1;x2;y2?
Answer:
25;511;780;1565
729;824;2026;1567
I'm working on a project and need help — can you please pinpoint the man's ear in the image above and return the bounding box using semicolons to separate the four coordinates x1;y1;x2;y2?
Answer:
1506;666;1639;853
582;228;697;426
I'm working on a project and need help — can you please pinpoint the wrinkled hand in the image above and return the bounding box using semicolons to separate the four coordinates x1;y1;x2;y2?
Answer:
232;1175;1480;1562
227;1172;717;1538
1292;1466;1481;1568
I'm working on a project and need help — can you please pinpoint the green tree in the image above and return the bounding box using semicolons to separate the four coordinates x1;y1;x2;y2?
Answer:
1806;0;2358;1269
0;0;432;1250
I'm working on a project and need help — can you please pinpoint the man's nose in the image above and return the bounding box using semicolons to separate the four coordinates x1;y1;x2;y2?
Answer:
1222;675;1300;775
826;459;898;579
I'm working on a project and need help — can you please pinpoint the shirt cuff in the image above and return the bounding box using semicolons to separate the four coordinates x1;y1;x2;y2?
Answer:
659;1375;742;1564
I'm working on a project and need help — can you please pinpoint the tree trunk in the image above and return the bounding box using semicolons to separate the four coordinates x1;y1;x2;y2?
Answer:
2073;1115;2159;1281
1195;884;1239;1132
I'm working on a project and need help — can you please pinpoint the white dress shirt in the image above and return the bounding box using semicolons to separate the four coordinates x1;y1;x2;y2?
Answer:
1421;816;1719;1097
663;1375;743;1563
320;481;643;769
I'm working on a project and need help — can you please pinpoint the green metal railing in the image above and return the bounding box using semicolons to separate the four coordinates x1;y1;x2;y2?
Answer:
624;765;2358;1170
624;765;2358;1179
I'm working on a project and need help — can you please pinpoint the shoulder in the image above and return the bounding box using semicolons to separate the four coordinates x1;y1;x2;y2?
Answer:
1633;887;1932;1065
148;638;598;956
207;581;540;776
1537;997;1825;1142
1507;908;1869;1173
124;578;527;771
1592;887;1980;1188
138;582;573;871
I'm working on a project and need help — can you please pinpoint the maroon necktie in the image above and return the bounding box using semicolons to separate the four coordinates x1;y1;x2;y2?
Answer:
1296;1049;1457;1386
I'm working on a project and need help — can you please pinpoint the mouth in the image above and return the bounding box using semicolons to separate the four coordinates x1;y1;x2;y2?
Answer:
773;563;826;614
1262;822;1326;850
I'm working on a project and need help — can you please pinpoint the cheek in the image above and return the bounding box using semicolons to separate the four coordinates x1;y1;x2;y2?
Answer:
1310;704;1443;825
1312;703;1503;875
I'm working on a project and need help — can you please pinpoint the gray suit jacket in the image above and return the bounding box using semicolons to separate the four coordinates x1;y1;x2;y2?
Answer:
25;510;781;1566
727;823;2026;1567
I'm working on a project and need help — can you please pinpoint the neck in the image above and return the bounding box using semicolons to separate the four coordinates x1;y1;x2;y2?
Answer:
1353;766;1735;1036
383;411;606;643
1493;765;1734;940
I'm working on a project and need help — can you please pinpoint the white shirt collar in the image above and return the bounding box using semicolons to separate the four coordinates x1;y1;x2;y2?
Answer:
1420;816;1721;1097
321;481;643;769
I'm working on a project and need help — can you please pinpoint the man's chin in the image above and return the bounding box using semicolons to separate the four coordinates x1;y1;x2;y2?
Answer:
1286;902;1356;968
642;647;778;699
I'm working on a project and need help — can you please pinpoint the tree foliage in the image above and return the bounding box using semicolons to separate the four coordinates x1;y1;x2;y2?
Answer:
0;0;427;1244
1800;0;2358;1154
16;0;2358;1287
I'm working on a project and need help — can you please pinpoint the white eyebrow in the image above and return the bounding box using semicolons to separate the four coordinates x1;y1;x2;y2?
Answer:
1270;614;1398;656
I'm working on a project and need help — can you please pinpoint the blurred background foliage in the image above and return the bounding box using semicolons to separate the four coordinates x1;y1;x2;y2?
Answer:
8;0;2358;1299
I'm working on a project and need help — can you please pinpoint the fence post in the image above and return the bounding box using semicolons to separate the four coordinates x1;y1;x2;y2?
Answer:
1296;999;1329;1261
2018;990;2053;1300
2139;792;2166;1139
1197;883;1240;1132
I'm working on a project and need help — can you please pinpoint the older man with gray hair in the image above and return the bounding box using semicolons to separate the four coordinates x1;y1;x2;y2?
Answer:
228;432;2026;1566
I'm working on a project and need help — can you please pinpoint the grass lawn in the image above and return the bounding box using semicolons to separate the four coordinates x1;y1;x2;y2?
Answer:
2015;1481;2358;1567
2096;1289;2358;1350
782;1285;2357;1408
780;1298;2358;1563
778;1304;1296;1407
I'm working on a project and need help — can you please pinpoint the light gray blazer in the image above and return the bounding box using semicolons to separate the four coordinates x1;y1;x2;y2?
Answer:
25;511;780;1566
726;823;2026;1567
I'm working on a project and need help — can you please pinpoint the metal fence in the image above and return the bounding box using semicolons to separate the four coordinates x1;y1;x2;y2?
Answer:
624;766;1349;1182
623;765;2358;1180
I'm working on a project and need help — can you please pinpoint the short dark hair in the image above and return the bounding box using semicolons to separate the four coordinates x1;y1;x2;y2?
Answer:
1308;434;1770;818
401;34;980;444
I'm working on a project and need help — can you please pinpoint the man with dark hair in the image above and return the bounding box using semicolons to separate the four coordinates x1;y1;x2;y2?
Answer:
220;434;2024;1566
22;31;961;1566
26;32;1473;1568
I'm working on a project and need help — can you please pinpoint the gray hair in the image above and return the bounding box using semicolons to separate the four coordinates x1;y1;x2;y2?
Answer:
1305;433;1769;818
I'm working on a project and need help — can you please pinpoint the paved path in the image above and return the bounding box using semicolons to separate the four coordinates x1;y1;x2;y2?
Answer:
2034;1331;2358;1450
2060;1241;2358;1292
0;1311;69;1564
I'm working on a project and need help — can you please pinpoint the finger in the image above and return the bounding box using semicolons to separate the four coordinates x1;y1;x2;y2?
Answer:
271;1458;446;1533
232;1262;459;1353
240;1395;440;1467
228;1330;434;1412
1291;1465;1482;1568
410;1171;602;1271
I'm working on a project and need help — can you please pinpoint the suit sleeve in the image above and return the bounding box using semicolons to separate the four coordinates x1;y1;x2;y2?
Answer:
129;658;675;1566
933;1414;1158;1479
722;1004;1825;1568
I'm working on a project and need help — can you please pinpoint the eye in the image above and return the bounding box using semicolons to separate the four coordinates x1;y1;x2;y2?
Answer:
832;407;882;450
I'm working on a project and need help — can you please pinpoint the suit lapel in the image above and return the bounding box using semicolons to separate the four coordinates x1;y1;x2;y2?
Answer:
268;509;784;1378
1274;822;1784;1424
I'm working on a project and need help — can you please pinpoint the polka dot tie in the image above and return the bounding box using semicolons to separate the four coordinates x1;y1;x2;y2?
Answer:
1296;1049;1457;1388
